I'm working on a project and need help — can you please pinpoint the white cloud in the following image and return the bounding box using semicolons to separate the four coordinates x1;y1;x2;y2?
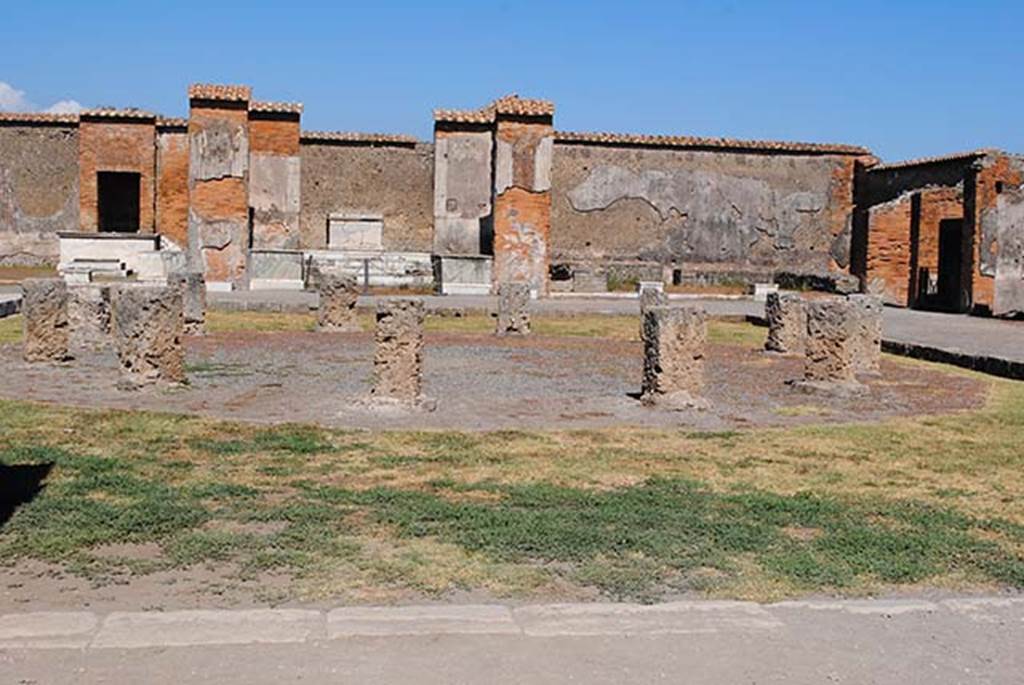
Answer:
0;82;32;111
0;81;82;113
44;100;83;114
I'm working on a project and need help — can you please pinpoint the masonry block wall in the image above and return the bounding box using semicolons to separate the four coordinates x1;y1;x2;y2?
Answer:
969;153;1024;313
432;112;494;255
155;119;189;248
550;135;872;280
0;115;79;265
78;110;156;233
249;104;301;250
299;133;434;251
187;85;251;288
492;96;554;295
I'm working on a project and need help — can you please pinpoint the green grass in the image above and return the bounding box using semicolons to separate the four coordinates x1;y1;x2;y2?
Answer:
0;312;1022;603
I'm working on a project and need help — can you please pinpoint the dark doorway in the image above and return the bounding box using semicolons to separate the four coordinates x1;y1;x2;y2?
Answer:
97;171;141;232
935;219;964;311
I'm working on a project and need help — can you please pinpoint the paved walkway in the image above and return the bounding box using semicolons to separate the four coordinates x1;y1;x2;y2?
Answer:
1;597;1021;683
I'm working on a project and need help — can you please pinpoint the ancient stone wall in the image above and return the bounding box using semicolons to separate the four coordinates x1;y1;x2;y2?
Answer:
640;305;706;407
188;90;251;288
371;298;425;404
299;139;433;251
78;114;156;232
0;120;79;265
433;124;493;255
551;140;869;277
155;125;190;248
22;277;70;362
110;284;186;387
493;112;553;295
67;284;112;351
250;110;301;249
495;282;530;335
972;154;1024;312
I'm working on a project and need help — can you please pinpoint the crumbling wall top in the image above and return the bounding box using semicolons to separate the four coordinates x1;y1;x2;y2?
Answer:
188;83;252;102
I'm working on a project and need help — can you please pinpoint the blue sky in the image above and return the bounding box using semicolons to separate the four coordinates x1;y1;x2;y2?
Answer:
1;0;1021;160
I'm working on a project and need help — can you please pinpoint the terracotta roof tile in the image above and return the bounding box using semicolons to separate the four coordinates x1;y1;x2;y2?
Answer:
554;130;870;155
299;130;419;145
156;116;188;129
188;83;252;102
80;107;156;121
250;100;303;114
492;94;555;117
0;111;79;124
433;106;495;124
868;149;996;172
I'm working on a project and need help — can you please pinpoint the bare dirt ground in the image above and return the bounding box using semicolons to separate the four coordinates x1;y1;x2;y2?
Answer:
0;330;985;432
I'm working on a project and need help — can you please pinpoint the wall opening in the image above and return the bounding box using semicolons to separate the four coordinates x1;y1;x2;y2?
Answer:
935;218;965;312
97;172;141;232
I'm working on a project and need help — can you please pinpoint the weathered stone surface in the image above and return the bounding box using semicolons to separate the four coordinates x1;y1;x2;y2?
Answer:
638;282;669;339
797;299;864;394
846;294;883;375
21;278;70;362
110;285;186;388
170;272;207;335
994;184;1024;317
371;299;425;404
496;282;530;336
317;272;360;331
67;284;112;352
764;292;806;355
640;305;707;409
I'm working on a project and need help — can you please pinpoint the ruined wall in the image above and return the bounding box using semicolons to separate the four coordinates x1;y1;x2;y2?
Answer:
0;121;79;265
972;154;1024;311
155;126;189;248
188;95;250;287
249;110;301;249
78;116;156;232
993;183;1024;316
299;139;433;251
550;141;866;276
912;187;963;305
493;116;554;294
433;125;493;255
865;195;914;305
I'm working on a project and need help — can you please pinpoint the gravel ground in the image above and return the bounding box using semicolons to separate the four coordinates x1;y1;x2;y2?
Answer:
0;331;985;431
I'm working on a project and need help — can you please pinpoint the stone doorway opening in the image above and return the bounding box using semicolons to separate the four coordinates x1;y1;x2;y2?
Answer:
97;171;141;233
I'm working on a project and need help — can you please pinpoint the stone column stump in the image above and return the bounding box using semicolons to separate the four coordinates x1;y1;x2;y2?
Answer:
496;282;531;336
68;284;112;352
22;278;71;362
171;272;207;335
764;292;806;355
847;294;883;376
110;285;186;389
794;299;866;395
317;272;360;332
640;305;708;409
371;299;426;405
638;281;669;339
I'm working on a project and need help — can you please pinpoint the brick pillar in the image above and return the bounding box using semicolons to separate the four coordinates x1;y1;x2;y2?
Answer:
492;96;554;297
187;84;252;291
249;102;302;249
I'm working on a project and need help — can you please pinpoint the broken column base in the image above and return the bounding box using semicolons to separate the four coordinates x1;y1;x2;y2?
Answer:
640;390;711;411
786;378;868;399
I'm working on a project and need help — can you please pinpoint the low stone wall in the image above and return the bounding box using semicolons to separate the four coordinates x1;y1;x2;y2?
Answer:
21;278;70;362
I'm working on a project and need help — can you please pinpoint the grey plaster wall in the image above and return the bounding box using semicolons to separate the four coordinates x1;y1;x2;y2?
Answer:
300;141;433;252
0;124;79;265
433;130;492;255
993;183;1024;316
250;153;301;249
551;143;850;272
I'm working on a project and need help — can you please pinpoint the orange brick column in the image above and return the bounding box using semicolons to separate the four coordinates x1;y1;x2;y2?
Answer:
491;96;554;297
248;102;302;249
187;84;251;290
